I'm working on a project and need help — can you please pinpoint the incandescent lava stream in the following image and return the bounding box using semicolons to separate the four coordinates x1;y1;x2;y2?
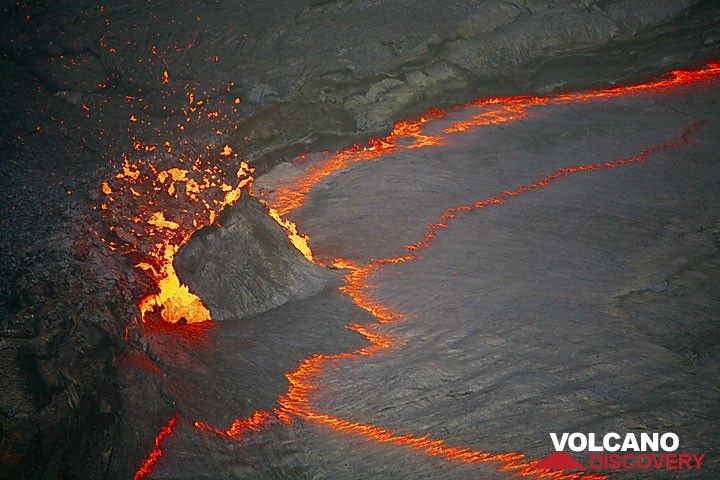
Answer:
119;61;720;479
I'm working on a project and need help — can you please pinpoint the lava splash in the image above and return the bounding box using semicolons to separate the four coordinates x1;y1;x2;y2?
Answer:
100;150;253;324
127;60;719;478
98;89;316;324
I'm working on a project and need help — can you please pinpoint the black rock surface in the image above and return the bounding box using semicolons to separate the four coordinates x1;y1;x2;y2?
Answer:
0;1;719;479
175;195;334;321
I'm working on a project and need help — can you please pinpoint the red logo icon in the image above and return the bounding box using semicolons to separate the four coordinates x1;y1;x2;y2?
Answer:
536;451;586;471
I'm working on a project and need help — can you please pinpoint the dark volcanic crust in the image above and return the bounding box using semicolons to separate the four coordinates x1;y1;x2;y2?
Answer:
1;1;720;479
175;195;335;321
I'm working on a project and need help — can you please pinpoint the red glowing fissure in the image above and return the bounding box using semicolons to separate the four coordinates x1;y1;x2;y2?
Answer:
205;121;694;480
124;60;719;478
133;415;178;480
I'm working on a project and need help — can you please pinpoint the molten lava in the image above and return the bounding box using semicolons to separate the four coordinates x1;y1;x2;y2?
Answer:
127;60;720;478
199;120;701;480
268;60;720;218
194;410;274;439
99;80;320;327
138;251;211;324
270;109;446;217
100;153;254;324
133;415;177;480
265;205;315;262
103;157;316;324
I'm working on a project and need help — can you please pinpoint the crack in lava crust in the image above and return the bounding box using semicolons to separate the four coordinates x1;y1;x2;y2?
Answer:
133;415;178;480
269;122;701;480
131;60;720;479
269;61;720;217
193;122;703;480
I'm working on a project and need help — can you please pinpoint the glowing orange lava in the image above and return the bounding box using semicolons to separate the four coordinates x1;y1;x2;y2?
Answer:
100;83;322;326
134;60;719;478
101;153;254;324
133;415;177;480
268;60;720;218
199;120;701;479
265;204;315;262
101;133;315;325
271;109;446;216
407;121;703;252
195;410;274;439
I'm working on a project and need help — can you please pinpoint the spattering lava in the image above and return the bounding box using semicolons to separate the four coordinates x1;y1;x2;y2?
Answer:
99;101;312;323
125;60;720;478
100;151;253;324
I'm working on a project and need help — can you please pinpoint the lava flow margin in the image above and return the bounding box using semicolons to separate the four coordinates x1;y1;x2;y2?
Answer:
125;60;719;478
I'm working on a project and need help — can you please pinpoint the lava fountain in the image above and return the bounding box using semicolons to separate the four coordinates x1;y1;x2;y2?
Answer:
100;150;253;324
121;60;719;478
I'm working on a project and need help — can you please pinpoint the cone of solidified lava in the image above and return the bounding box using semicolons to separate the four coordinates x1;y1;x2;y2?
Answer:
174;195;333;321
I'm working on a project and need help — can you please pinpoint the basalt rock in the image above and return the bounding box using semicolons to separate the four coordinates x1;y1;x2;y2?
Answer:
1;1;720;479
2;1;718;173
0;229;158;480
175;195;334;321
